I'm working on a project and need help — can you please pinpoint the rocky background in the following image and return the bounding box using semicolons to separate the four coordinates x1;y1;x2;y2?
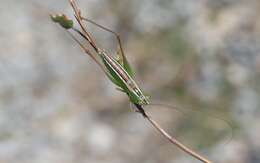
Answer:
0;0;260;163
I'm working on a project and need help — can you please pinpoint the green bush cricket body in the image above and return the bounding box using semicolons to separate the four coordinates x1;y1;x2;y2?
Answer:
50;1;220;162
50;0;149;116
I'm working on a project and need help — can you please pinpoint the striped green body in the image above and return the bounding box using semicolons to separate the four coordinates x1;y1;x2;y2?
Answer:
99;50;149;105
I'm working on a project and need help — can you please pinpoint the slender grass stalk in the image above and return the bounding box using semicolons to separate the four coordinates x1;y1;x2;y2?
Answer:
140;107;212;163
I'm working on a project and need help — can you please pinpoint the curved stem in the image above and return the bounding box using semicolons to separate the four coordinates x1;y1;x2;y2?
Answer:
138;105;212;163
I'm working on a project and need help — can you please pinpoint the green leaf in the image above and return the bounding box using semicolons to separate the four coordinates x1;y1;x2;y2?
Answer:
50;14;73;29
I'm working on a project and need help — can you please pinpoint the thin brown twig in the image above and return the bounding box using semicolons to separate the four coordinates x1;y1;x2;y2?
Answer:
70;0;99;52
136;105;212;163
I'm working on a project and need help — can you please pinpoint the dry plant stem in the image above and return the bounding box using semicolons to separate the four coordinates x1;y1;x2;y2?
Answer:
140;109;212;163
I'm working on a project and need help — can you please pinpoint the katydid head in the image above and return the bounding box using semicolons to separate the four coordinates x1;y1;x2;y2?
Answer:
139;94;150;105
50;14;73;29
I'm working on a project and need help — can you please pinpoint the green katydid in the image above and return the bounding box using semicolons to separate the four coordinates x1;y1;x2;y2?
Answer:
51;0;149;117
50;1;232;162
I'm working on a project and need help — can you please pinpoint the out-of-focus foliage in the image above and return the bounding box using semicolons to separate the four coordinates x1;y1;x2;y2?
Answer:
0;0;259;163
50;14;73;29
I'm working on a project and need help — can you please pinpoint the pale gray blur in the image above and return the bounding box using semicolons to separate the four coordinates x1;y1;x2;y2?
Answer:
0;0;260;163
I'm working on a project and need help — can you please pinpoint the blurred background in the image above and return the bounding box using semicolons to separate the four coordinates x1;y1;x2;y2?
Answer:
0;0;260;162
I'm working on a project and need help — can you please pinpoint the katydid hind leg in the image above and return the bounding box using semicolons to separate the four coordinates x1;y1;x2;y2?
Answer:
81;17;134;77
